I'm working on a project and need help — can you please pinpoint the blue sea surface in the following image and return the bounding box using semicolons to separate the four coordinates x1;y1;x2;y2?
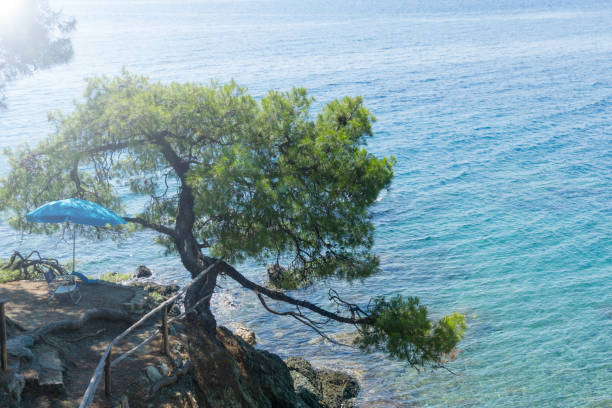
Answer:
1;1;611;406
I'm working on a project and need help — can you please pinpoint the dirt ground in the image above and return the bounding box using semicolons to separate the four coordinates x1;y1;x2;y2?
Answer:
1;280;192;408
0;280;136;331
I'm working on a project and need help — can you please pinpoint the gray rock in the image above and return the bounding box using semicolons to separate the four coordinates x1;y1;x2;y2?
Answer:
36;350;64;393
37;350;62;371
158;362;170;376
6;335;34;360
291;370;322;408
285;357;360;408
134;265;152;278
186;323;301;408
233;324;256;345
145;365;163;383
130;281;180;296
317;369;360;408
286;357;318;385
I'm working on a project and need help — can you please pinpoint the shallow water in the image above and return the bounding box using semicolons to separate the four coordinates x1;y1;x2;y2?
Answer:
1;0;611;406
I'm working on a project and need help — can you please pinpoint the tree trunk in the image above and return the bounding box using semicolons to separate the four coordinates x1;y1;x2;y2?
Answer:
172;177;220;335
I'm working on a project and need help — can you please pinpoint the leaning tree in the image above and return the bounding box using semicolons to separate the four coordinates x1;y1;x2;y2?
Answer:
0;72;464;374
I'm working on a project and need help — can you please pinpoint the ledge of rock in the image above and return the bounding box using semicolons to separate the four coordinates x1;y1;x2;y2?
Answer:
129;281;179;297
181;316;360;408
186;319;300;407
231;323;256;345
286;357;360;408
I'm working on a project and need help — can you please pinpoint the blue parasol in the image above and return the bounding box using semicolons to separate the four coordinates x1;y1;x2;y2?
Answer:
26;198;126;276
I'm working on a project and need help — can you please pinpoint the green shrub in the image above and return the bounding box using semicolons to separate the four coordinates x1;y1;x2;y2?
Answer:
98;271;131;283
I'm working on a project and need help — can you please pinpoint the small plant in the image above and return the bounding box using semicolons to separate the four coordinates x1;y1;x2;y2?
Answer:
0;262;21;283
98;271;131;283
149;291;164;303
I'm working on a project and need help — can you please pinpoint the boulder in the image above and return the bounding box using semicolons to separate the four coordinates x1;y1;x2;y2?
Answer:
286;357;359;408
6;335;34;360
290;370;322;408
318;369;359;408
286;357;317;384
158;362;170;377
175;316;360;408
145;366;163;383
233;324;256;345
185;315;301;408
134;265;152;278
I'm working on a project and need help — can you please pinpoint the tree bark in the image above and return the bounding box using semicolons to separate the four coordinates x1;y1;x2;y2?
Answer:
174;183;219;335
152;131;220;335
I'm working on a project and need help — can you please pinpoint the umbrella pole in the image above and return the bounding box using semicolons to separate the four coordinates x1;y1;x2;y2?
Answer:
72;224;76;274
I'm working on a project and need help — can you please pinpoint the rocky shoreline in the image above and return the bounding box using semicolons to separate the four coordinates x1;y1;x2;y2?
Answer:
0;274;361;408
127;273;361;408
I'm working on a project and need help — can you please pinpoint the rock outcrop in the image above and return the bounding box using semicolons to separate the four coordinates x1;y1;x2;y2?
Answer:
286;357;360;408
186;316;301;407
184;315;359;408
134;265;152;278
232;324;256;345
267;263;288;288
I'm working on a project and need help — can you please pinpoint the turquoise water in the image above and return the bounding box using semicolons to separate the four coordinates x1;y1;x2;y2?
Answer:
1;1;611;406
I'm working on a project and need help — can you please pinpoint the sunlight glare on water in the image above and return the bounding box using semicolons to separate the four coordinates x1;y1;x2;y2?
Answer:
0;0;610;406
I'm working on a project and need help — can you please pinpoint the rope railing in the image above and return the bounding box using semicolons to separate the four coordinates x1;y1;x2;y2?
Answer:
78;260;221;408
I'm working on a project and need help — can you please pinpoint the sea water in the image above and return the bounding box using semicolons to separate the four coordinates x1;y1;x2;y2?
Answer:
0;0;610;406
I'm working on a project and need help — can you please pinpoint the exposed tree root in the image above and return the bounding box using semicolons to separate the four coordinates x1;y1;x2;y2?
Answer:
66;328;106;343
28;308;133;342
150;360;193;395
6;316;26;332
2;250;68;279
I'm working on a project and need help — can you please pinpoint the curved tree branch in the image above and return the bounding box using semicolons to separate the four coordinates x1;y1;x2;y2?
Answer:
256;293;351;347
124;216;177;238
214;258;374;325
